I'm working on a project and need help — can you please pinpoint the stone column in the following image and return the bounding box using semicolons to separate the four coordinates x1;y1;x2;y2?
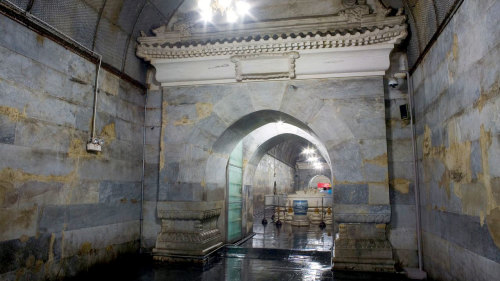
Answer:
153;201;223;262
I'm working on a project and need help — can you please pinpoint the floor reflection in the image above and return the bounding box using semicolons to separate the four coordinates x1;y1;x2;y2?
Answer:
66;221;412;281
242;220;334;252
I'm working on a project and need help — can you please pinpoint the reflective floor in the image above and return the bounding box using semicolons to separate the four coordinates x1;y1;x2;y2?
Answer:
66;253;411;281
241;219;334;252
66;221;412;281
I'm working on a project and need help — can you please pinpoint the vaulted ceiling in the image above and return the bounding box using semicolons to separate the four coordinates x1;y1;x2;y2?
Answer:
2;0;462;84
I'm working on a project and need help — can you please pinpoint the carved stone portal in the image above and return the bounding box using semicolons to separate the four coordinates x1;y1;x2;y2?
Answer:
153;201;223;262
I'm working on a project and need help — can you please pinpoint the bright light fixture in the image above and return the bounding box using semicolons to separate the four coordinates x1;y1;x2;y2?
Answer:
307;156;318;162
226;9;238;23
302;147;315;155
200;8;213;22
219;0;232;9
198;0;211;9
197;0;251;23
236;1;250;16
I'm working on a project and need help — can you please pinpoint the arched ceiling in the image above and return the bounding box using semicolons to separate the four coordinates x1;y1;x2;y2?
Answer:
3;0;461;83
5;0;184;83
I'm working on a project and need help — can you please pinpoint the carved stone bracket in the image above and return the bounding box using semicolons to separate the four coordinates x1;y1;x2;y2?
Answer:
230;52;299;81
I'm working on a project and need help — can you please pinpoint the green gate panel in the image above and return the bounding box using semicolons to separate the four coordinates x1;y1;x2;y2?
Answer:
228;141;243;242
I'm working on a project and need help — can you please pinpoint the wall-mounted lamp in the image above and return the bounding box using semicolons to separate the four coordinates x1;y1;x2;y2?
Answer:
87;137;104;152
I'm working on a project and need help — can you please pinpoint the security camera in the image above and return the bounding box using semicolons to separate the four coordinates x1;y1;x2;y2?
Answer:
388;77;398;88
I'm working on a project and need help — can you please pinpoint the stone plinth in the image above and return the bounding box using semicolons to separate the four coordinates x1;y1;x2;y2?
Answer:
325;208;333;225
309;208;323;225
285;208;294;222
333;206;395;272
291;214;310;226
153;201;223;261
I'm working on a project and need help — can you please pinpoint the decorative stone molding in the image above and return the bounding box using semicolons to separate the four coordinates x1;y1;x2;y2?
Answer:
137;25;407;61
153;201;223;261
157;208;221;220
136;3;407;86
340;0;371;22
333;223;395;272
230;52;299;81
334;213;391;223
334;204;391;223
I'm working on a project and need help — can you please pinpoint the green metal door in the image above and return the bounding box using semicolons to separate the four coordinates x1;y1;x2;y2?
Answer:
227;141;243;242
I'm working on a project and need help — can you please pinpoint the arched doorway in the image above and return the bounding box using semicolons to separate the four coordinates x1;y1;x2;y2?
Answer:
154;79;393;271
308;175;331;189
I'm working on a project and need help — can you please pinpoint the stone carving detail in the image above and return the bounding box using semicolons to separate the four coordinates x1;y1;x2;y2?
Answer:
334;223;395;272
157;208;222;220
335;238;392;249
137;25;407;61
230;52;299;81
153;201;223;259
157;229;221;243
334;213;391;223
340;0;371;22
339;0;392;22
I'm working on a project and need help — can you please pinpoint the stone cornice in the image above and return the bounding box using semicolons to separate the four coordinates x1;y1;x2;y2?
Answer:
136;4;408;86
138;13;406;45
137;24;407;61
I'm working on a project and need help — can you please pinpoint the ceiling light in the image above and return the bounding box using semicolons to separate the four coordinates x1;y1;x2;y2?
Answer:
236;1;250;16
314;163;323;170
198;0;211;9
219;0;232;9
226;9;238;23
307;156;318;162
302;148;315;155
200;8;213;22
197;0;251;23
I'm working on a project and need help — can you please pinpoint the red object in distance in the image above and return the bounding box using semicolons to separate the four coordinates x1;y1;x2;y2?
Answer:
317;183;331;188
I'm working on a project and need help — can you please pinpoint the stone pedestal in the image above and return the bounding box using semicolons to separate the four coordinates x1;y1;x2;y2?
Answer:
325;208;333;225
333;205;395;272
274;207;286;222
285;207;294;222
309;208;323;225
291;214;310;226
153;201;223;262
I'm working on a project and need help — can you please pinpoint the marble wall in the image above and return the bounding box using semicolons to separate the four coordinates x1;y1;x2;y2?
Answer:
143;74;396;257
0;14;145;280
411;0;500;280
252;154;295;218
385;50;419;269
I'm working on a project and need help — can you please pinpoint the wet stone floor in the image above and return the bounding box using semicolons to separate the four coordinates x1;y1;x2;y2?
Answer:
66;221;413;281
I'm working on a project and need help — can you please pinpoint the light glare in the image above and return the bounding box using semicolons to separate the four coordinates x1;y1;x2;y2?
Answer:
302;147;315;155
227;9;238;23
236;1;250;16
200;8;213;22
219;0;232;9
198;0;211;9
307;156;318;162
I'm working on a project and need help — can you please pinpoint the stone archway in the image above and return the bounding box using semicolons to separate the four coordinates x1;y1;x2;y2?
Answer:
308;175;331;189
142;0;405;269
153;76;394;270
